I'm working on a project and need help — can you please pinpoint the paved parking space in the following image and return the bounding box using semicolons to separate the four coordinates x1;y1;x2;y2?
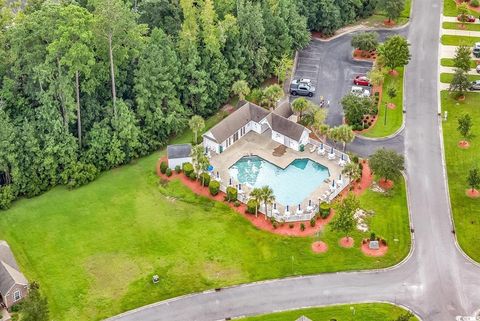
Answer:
291;29;407;127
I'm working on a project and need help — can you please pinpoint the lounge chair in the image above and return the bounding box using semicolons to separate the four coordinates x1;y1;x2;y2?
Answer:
328;152;336;160
317;147;326;156
338;159;346;167
329;183;336;191
284;210;291;217
272;208;280;216
309;145;317;153
336;179;343;187
296;209;304;215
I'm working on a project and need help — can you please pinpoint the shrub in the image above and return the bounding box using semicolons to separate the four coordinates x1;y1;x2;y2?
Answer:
200;172;211;187
226;186;238;202
246;199;258;214
319;202;331;219
310;218;316;227
374;91;380;97
160;161;168;174
381;238;388;246
234;200;241;207
289;223;294;229
209;180;220;196
165;168;172;177
0;185;15;210
359;162;364;171
363;123;369;129
471;0;479;7
300;223;305;231
188;171;197;180
182;162;194;176
175;165;181;173
65;162;98;189
370;232;376;241
352;155;359;164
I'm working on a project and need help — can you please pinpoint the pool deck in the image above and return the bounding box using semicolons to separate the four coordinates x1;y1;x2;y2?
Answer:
208;131;348;217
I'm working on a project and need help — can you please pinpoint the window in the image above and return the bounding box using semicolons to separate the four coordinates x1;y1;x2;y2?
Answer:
13;290;21;301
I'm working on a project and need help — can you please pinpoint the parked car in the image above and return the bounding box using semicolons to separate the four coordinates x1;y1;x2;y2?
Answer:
351;86;370;97
353;75;371;86
474;43;480;58
470;80;480;91
476;64;480;73
457;14;476;23
298;78;312;84
290;79;315;97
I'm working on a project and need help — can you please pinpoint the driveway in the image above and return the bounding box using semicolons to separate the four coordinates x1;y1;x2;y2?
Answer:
106;1;480;320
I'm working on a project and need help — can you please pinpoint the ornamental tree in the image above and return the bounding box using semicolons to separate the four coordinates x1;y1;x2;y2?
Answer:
457;113;473;141
377;35;411;71
453;45;472;73
331;193;359;239
449;69;470;96
369;148;405;182
231;80;250;102
467;168;480;192
457;3;470;27
378;0;406;23
188;115;205;144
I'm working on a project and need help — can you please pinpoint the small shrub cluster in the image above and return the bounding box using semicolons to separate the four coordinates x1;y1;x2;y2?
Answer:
165;168;172;177
246;199;258;214
226;186;237;202
471;0;479;7
188;172;197;180
209;180;220;196
310;218;316;227
300;223;305;231
318;202;331;219
160;161;168;174
200;172;210;187
288;223;294;229
175;165;181;173
234;200;241;207
182;162;194;177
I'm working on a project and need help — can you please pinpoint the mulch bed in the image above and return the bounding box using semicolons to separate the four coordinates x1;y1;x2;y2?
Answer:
458;140;470;149
466;189;480;198
383;19;397;27
156;157;331;237
387;102;396;110
361;242;389;256
455;0;480;12
388;69;399;77
273;145;287;157
378;179;394;190
352;49;377;62
311;241;328;253
353;85;381;135
339;236;355;248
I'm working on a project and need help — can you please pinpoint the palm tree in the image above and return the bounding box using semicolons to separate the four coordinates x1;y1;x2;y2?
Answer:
261;84;284;109
342;162;362;182
189;115;205;144
335;124;355;151
261;186;275;220
231;80;250;102
291;97;310;121
250;188;263;217
310;109;328;140
191;144;209;180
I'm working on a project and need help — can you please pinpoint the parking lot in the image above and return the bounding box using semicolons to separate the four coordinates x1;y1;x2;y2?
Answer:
291;29;407;126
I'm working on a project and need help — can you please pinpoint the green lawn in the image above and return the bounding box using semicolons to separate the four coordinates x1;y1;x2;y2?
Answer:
444;0;479;16
241;303;418;321
0;153;411;320
441;58;478;68
361;68;404;138
440;72;480;83
441;91;480;262
441;34;480;46
360;0;411;27
443;21;480;31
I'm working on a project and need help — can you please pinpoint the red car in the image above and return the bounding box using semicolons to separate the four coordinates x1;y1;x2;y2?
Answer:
457;14;476;23
353;75;371;86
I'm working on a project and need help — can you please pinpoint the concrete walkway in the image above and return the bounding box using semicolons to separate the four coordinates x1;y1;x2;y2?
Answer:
442;28;480;37
440;65;480;75
442;16;458;23
106;3;480;321
440;44;460;58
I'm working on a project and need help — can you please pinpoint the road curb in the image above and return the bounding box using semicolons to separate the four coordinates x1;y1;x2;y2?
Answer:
313;22;410;43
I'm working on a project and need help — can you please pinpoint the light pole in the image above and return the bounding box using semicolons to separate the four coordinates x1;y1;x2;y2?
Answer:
384;101;388;125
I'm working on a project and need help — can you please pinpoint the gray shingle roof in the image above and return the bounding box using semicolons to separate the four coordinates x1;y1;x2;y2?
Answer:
273;100;293;118
295;316;312;321
206;102;270;143
0;241;27;296
266;113;308;141
167;144;192;159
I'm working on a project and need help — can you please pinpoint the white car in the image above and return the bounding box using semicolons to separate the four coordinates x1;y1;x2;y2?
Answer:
351;86;370;98
476;64;480;73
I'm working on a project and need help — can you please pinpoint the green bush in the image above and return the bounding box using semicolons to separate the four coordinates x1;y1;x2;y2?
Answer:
226;186;238;202
65;162;98;189
182;162;194;176
319;202;331;219
160;161;168;174
234;200;241;207
310;218;316;227
351;155;359;164
0;185;15;210
188;171;197;180
246;199;258;214
199;172;211;187
370;232;376;241
165;168;172;177
471;0;479;7
209;180;220;196
175;165;181;173
300;223;305;231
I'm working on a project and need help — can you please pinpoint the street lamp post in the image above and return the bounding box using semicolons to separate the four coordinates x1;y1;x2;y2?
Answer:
384;101;388;125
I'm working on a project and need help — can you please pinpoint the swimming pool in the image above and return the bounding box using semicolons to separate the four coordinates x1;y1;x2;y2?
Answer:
228;156;330;206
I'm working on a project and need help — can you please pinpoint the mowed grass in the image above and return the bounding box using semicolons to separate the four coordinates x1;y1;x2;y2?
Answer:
441;91;480;261
443;21;480;31
0;114;411;321
440;73;480;83
240;303;418;321
441;34;480;46
362;68;404;138
444;0;479;16
441;58;478;68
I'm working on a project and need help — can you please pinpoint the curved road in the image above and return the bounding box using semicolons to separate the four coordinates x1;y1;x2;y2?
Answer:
108;1;480;320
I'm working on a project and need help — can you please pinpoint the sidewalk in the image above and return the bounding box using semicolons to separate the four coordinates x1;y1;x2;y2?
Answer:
442;28;480;37
440;65;480;75
442;16;458;23
440;44;460;58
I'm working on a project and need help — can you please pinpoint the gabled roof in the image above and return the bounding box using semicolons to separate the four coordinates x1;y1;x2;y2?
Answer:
0;241;27;296
273;100;293;119
295;316;312;321
266;113;309;141
167;144;192;159
205;102;270;143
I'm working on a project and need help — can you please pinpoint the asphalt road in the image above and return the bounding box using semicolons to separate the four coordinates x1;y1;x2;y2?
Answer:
107;1;480;320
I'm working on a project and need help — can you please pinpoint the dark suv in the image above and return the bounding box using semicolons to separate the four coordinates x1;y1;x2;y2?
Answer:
290;79;315;97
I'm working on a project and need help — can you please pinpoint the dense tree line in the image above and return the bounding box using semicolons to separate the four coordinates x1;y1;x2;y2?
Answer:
0;0;310;208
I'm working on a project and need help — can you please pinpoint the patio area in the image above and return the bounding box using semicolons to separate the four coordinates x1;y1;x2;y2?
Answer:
208;130;350;222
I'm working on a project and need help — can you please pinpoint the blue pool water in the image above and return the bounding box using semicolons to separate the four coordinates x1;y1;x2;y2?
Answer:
228;156;330;206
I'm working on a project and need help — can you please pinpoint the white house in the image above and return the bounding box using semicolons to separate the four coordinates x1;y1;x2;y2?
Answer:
202;101;310;153
167;144;192;169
